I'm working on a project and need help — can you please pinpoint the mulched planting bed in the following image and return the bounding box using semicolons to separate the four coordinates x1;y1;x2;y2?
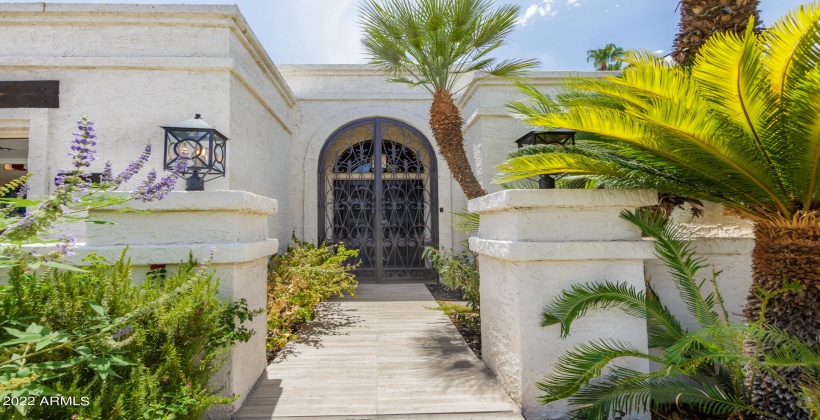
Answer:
425;283;482;359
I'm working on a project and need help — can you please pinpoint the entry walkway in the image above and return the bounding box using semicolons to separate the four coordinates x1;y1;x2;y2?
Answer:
235;283;522;419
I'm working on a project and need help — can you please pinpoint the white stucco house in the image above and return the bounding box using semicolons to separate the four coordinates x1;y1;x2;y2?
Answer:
0;3;605;282
0;4;762;418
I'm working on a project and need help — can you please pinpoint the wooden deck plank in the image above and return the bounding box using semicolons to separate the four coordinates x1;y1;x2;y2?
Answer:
234;283;521;419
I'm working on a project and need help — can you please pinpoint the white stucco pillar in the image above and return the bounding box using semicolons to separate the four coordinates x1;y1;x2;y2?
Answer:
81;191;278;415
469;189;656;419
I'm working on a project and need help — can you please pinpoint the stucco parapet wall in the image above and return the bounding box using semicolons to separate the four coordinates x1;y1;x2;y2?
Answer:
0;2;296;108
277;64;433;101
91;191;278;215
468;189;658;214
455;70;615;108
470;237;654;261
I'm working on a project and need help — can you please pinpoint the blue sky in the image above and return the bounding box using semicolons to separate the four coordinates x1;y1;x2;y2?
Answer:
16;0;809;70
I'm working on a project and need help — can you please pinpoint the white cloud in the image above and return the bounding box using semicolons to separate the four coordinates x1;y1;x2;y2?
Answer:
654;49;664;55
517;0;559;26
567;0;581;6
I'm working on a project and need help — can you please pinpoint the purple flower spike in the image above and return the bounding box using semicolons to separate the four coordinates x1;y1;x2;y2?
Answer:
69;116;97;171
55;234;76;256
114;143;151;185
101;161;113;183
112;325;134;340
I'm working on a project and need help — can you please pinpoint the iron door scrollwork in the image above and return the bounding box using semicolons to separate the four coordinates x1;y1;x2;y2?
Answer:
318;119;438;282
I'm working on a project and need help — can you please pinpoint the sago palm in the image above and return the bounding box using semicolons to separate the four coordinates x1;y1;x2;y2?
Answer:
497;4;820;418
586;43;624;71
672;0;762;65
359;0;539;200
536;210;820;419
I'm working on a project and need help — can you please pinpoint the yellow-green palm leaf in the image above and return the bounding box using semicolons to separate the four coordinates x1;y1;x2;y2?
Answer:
498;2;820;221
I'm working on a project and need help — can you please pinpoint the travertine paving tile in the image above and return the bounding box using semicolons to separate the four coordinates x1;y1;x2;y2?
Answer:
234;283;521;419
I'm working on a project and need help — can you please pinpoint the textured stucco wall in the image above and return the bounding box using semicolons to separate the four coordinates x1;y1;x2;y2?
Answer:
0;3;293;223
470;190;657;420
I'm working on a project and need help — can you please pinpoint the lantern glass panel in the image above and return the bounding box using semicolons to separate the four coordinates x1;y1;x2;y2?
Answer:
212;135;226;175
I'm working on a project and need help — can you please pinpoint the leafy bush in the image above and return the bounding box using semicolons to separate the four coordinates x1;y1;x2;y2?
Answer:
0;253;257;419
536;210;820;419
423;247;480;312
266;235;358;354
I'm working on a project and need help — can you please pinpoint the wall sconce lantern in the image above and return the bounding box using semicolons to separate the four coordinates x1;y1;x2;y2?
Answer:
514;128;576;189
162;114;227;191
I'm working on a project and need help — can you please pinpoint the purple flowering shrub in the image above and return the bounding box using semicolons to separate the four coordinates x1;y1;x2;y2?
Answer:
0;115;187;269
0;118;252;418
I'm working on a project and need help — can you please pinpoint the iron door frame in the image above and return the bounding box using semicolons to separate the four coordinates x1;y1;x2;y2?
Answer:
317;118;439;282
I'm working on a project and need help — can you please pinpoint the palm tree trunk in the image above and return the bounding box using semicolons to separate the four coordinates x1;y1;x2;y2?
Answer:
430;89;486;200
672;0;762;65
744;219;820;420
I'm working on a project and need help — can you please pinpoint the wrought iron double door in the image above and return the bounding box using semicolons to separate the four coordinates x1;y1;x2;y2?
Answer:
318;119;438;282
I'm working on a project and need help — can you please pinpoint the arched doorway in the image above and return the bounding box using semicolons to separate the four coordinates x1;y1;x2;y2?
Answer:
318;118;438;282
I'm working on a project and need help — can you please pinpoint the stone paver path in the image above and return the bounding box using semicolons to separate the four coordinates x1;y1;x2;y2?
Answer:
235;283;521;419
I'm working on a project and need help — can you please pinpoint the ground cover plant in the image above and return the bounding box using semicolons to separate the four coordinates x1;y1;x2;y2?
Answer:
266;235;358;358
535;210;820;420
498;4;820;417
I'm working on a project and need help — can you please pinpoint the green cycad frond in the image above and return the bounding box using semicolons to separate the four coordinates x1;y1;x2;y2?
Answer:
506;82;560;120
568;367;757;420
784;67;820;208
540;280;683;348
496;144;752;212
450;210;480;234
620;210;720;329
693;21;784;189
619;49;673;68
535;339;662;405
764;1;820;97
359;0;539;94
747;323;820;372
497;5;820;219
501;93;783;213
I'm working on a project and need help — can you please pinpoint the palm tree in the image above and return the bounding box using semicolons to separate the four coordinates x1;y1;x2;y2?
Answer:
498;4;820;418
359;0;539;200
672;0;762;65
586;43;624;71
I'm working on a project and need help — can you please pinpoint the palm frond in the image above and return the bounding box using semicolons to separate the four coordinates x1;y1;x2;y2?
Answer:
568;367;758;420
536;339;663;405
747;323;820;372
620;210;720;329
540;280;683;348
450;210;479;234
692;21;787;200
764;1;820;97
359;0;538;94
783;68;820;209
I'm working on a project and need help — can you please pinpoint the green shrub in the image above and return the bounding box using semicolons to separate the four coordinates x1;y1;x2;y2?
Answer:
266;235;358;353
423;246;479;312
0;253;257;419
